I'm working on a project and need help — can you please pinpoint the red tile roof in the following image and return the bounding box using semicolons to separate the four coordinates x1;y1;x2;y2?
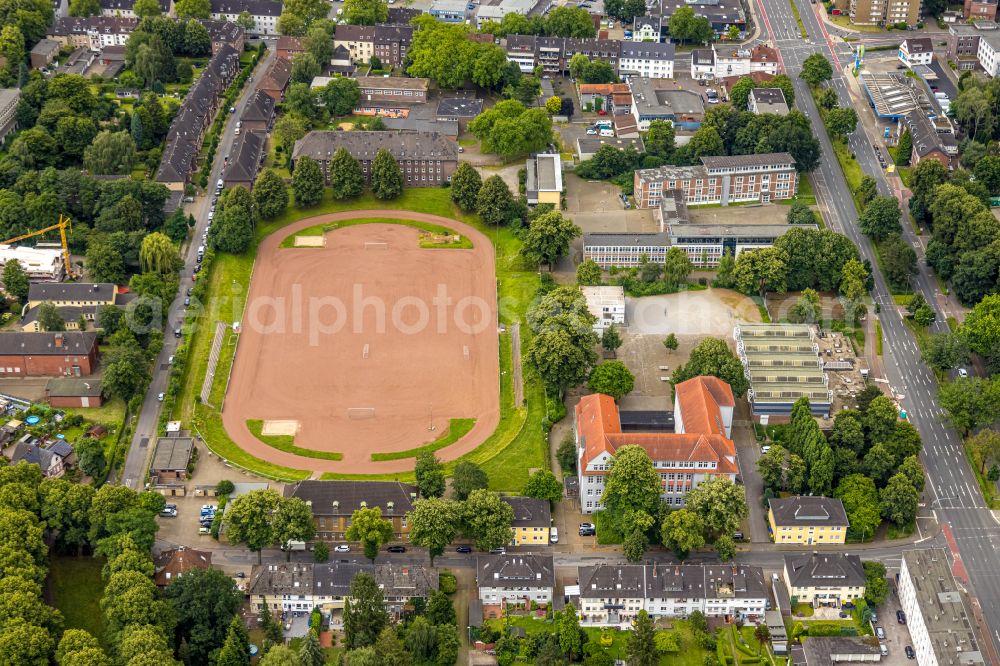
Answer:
576;376;736;474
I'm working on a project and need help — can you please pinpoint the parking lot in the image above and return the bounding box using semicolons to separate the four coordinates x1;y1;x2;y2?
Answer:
874;583;916;664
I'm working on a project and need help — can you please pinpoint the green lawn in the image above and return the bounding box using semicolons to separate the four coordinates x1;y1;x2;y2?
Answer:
493;616;712;665
246;419;343;461
370;418;476;461
61;397;127;428
47;556;107;648
180;188;547;490
278;216;472;249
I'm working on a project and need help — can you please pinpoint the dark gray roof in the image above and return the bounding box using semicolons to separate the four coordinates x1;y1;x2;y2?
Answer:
374;24;413;44
801;637;881;665
387;6;421;22
335;24;375;42
784;553;866;589
223;129;266;183
100;0;169;10
10;442;56;470
46;439;74;458
313;562;373;596
293;130;458;163
49;16;137;36
478;554;554;588
201;20;244;46
46;377;101;398
156;138;199;183
579;564;647;599
645;564;705;599
703;563;767;600
249;563;313;597
210;0;281;16
260;57;292;91
241;89;275;123
502;496;551;528
692;48;714;65
0;332;96;356
583;232;670;247
436;97;484;118
903;37;933;53
20;305;95;327
700;152;795;170
30;39;60;56
151;437;194;472
619;41;675;60
284;480;418;518
375;563;438;600
906;112;958;158
750;88;786;105
768;496;849;527
28;282;116;303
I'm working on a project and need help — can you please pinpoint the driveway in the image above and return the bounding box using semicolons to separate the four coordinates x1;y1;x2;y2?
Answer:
875;582;915;665
734;421;771;544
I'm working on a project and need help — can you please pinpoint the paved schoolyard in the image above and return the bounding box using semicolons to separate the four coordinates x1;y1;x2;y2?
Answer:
626;288;762;336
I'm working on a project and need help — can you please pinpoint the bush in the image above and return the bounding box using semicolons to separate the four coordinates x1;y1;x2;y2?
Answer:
439;570;457;594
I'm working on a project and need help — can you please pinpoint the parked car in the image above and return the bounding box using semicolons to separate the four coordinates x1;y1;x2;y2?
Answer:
958;368;969;378
334;545;350;553
905;646;915;659
897;610;906;624
550;527;559;543
157;392;165;401
159;507;177;517
875;627;886;640
761;445;771;454
455;545;472;553
199;526;210;534
386;545;406;553
586;128;598;135
489;547;506;555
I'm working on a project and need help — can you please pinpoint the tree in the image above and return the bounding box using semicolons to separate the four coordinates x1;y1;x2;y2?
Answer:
627;610;658;666
313;541;329;563
789;288;821;324
224;489;280;563
800;53;833;86
671;338;749;397
102;346;150;401
462;489;514;551
734;246;787;298
253;169;289;219
663;333;679;351
450;162;481;211
343;0;387;24
407;498;462;565
318;148;364;202
557;435;577;474
898;455;925;492
133;0;162;16
605;0;646;20
662;246;693;289
856;176;879;211
826;108;858;138
556;604;583;660
835;474;881;541
660;509;706;559
0;622;55;666
165;567;243;664
588;361;635;401
274;114;308;165
896;129;912;167
174;0;210;18
415;451;446;499
601;445;661;524
259;646;301;666
526;326;598;394
880;235;917;291
715;534;736;561
36;303;65;331
645;119;675;159
545;6;596;36
787;200;818;226
684;477;747;536
859;195;901;241
346;506;395;563
298;631;324;666
292;156;324;208
369;149;403;199
523;469;563;504
863;561;889;606
75;436;106;478
923;331;971;372
84;131;136;175
2;259;28;302
452;461;488;501
476;175;517;226
728;76;756;110
139;231;179;274
967;430;1000;474
601;324;622;353
689;125;725;159
545;96;562;115
469;102;551;158
880;473;919;527
427;590;456;627
405;616;437;663
938;378;1000;435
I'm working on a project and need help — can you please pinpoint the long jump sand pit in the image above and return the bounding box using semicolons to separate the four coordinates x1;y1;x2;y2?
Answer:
221;211;500;474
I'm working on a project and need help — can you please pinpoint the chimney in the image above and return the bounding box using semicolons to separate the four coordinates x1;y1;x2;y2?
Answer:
54;333;64;348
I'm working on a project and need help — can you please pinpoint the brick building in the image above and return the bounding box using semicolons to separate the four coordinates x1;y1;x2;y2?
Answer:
292;131;458;188
0;332;99;377
284;480;418;540
354;76;429;117
633;153;797;208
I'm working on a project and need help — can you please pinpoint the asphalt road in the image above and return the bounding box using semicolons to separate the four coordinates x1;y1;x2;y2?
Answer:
118;45;278;491
755;0;1000;652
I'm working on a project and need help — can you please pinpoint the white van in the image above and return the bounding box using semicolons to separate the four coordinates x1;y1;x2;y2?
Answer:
599;128;614;137
550;527;559;543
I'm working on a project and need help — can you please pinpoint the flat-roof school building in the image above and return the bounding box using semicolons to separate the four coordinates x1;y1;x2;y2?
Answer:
734;323;831;418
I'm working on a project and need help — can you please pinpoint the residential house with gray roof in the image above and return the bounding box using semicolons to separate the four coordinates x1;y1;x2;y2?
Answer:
284;480;419;540
477;554;554;612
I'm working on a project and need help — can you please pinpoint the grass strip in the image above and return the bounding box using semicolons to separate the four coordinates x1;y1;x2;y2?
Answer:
961;437;1000;509
370;418;476;461
247;419;343;461
193;405;311;481
788;0;808;38
279;216;473;249
875;320;883;355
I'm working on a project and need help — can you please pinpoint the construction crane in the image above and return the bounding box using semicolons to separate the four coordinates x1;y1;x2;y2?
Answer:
1;214;75;278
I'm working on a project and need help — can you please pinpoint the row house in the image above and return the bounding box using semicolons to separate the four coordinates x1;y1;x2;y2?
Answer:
47;16;137;50
618;42;676;79
333;23;414;68
258;56;292;100
783;553;866;609
284;480;417;540
354;76;429;117
293;131;457;188
578;563;766;626
575;376;737;513
240;89;276;131
156;40;241;188
504;35;621;74
633;153;797;209
210;0;281;35
946;22;986;70
691;44;780;80
203;19;246;54
477;554;554;615
100;0;169;16
251;562;438;621
658;0;747;37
